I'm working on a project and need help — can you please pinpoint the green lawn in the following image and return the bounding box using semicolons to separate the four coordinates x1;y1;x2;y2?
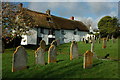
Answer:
2;39;120;79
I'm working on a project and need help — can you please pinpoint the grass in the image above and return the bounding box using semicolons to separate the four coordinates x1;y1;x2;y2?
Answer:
2;39;120;79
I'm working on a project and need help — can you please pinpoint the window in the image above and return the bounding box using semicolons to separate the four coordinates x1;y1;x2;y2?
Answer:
74;31;76;35
61;30;65;35
48;29;55;35
40;28;44;34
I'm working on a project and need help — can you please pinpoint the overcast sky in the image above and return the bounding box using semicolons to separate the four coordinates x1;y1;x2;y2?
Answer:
3;0;119;29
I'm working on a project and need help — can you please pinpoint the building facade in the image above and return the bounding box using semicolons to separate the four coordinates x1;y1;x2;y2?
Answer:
16;3;89;45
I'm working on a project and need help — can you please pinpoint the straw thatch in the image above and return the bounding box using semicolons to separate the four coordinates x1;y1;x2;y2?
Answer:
17;8;89;32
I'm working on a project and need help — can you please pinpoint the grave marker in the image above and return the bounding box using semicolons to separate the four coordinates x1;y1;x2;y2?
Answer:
12;46;27;72
35;40;46;65
70;41;79;60
83;50;93;69
102;38;107;48
48;44;57;63
51;40;57;46
40;40;46;50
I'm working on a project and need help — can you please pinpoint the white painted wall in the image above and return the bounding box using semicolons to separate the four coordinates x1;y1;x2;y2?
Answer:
21;27;88;45
21;28;37;45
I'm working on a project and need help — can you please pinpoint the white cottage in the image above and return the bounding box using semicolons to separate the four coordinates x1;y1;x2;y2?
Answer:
16;3;89;45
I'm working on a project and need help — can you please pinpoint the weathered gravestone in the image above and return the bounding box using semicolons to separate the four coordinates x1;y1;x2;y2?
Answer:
83;50;93;69
35;40;46;65
102;38;107;49
70;41;79;60
48;44;57;63
12;46;27;72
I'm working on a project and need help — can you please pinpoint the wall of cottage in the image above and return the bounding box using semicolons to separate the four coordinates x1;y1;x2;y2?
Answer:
21;28;37;45
21;28;88;45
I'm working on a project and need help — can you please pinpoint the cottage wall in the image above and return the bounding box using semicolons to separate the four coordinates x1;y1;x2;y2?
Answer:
21;28;88;45
21;28;37;45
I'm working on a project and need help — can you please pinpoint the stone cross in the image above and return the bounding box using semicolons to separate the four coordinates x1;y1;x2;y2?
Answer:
48;44;57;63
102;38;107;48
83;50;93;69
70;41;79;60
12;46;27;72
35;40;46;65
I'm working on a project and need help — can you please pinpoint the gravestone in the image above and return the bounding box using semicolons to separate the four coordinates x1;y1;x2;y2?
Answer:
48;44;57;63
83;50;93;69
12;46;27;72
102;38;107;48
70;41;79;60
112;35;115;43
106;35;109;41
35;40;46;65
40;40;46;50
51;40;57;46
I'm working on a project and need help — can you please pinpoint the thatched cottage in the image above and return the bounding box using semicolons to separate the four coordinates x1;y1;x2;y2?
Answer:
16;3;89;45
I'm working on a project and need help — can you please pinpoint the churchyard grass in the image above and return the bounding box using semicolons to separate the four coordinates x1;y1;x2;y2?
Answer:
2;38;119;78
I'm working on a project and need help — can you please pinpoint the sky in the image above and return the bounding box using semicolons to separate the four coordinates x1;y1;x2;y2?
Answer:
2;0;120;29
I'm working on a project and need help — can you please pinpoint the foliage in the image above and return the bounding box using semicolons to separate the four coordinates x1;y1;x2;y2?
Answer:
98;16;120;37
2;2;34;46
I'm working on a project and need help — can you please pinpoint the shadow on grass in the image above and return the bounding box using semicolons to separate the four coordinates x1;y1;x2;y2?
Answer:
93;62;103;67
56;60;64;63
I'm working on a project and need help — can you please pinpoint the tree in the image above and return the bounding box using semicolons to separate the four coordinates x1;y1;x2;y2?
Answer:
98;16;119;38
2;2;34;48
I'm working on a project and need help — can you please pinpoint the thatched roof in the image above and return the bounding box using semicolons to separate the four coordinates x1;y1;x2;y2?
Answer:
17;8;89;32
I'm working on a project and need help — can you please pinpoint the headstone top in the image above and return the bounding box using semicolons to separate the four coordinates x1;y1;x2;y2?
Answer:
14;46;25;54
40;40;46;50
84;50;93;56
51;40;57;46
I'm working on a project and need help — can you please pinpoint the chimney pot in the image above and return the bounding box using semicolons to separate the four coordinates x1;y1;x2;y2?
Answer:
46;9;50;15
70;16;74;20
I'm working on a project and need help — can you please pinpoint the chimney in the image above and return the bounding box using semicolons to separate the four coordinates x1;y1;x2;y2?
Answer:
46;9;50;15
18;3;23;9
70;16;74;20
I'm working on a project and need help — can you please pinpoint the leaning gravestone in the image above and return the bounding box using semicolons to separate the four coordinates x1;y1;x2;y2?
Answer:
12;46;27;72
48;44;57;64
35;40;46;65
70;41;79;60
83;50;93;69
102;38;107;49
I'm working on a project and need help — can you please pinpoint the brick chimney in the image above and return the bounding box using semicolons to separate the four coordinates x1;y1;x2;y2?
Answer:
70;16;74;20
46;9;50;15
